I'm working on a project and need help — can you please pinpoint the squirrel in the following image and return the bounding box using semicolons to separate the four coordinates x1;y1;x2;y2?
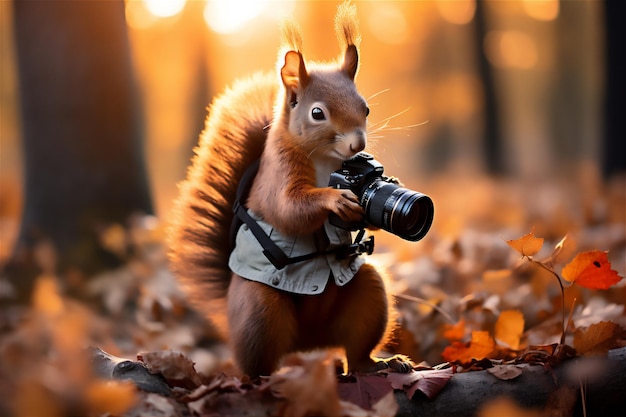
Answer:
167;2;412;377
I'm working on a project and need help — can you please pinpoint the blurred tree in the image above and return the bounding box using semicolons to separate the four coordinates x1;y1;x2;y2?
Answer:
474;0;504;176
603;0;625;178
5;0;152;301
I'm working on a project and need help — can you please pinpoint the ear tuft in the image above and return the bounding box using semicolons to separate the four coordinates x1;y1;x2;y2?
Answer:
335;1;361;80
335;1;361;51
281;19;303;52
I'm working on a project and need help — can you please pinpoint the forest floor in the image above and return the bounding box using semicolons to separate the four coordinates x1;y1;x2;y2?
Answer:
0;173;624;416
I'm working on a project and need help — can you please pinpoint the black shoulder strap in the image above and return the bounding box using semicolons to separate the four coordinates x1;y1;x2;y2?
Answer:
230;160;374;270
230;159;294;269
229;159;260;251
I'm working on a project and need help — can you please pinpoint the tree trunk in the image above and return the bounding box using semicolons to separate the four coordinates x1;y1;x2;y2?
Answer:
602;0;626;178
6;0;152;301
473;0;504;176
395;347;626;417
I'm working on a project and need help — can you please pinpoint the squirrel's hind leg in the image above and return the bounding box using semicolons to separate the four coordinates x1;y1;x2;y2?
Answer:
330;263;414;374
227;274;297;377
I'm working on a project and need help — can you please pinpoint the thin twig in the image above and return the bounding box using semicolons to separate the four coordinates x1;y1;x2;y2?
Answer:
394;293;457;324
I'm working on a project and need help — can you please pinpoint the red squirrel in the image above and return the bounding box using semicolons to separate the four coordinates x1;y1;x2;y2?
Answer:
167;2;412;377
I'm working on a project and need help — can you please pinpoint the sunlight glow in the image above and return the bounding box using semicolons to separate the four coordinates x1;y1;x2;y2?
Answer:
522;0;559;21
366;3;409;45
204;0;268;34
144;0;186;18
125;0;159;30
436;0;476;25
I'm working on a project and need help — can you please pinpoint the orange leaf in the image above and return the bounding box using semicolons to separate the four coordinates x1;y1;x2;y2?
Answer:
441;331;495;363
442;319;466;342
505;230;544;257
495;310;524;350
561;250;623;289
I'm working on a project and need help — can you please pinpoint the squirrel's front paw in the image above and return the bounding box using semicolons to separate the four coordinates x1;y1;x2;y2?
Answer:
328;189;364;222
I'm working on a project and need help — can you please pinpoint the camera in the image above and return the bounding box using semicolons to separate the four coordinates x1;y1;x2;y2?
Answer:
328;152;434;242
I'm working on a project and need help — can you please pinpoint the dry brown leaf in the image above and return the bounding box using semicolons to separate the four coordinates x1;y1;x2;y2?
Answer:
505;230;544;257
386;367;454;399
487;364;523;381
138;350;202;389
573;321;624;355
338;375;393;411
264;352;342;417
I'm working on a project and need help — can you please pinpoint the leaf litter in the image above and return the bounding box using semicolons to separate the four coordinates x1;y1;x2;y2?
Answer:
0;175;624;416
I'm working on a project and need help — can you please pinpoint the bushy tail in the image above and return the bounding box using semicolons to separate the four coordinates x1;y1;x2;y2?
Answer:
167;73;276;338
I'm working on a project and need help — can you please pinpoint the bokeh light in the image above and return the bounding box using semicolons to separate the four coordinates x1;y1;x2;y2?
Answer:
436;0;476;25
366;3;409;45
522;0;559;21
144;0;186;18
484;30;538;70
203;0;268;34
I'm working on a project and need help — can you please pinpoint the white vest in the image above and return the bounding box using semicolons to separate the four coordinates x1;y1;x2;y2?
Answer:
228;210;365;295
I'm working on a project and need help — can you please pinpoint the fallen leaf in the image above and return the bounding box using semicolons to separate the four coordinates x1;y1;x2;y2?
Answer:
495;310;524;350
561;250;623;289
442;319;466;342
386;367;454;399
338;375;393;410
138;350;202;389
505;230;544;257
487;364;523;381
573;321;624;355
441;331;496;364
264;352;342;417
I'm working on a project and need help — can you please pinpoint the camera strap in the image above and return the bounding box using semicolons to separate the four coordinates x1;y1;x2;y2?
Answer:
231;160;374;270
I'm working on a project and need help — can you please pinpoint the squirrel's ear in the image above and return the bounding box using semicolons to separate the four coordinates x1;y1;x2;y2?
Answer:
342;44;359;80
281;50;309;97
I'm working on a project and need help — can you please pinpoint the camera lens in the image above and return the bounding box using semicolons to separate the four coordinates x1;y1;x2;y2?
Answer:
362;181;434;241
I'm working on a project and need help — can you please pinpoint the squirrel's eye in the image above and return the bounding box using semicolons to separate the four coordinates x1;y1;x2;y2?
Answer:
311;107;326;121
365;107;370;117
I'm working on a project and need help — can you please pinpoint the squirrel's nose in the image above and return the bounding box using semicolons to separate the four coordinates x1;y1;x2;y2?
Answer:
349;130;366;153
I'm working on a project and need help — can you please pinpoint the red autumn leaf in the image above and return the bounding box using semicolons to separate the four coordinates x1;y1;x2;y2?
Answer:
561;250;623;290
441;331;495;364
505;230;544;257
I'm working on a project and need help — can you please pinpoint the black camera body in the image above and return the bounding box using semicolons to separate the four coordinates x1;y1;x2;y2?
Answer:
328;152;434;242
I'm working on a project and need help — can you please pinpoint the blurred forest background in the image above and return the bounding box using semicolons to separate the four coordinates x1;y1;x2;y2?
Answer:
0;0;624;318
0;1;625;415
